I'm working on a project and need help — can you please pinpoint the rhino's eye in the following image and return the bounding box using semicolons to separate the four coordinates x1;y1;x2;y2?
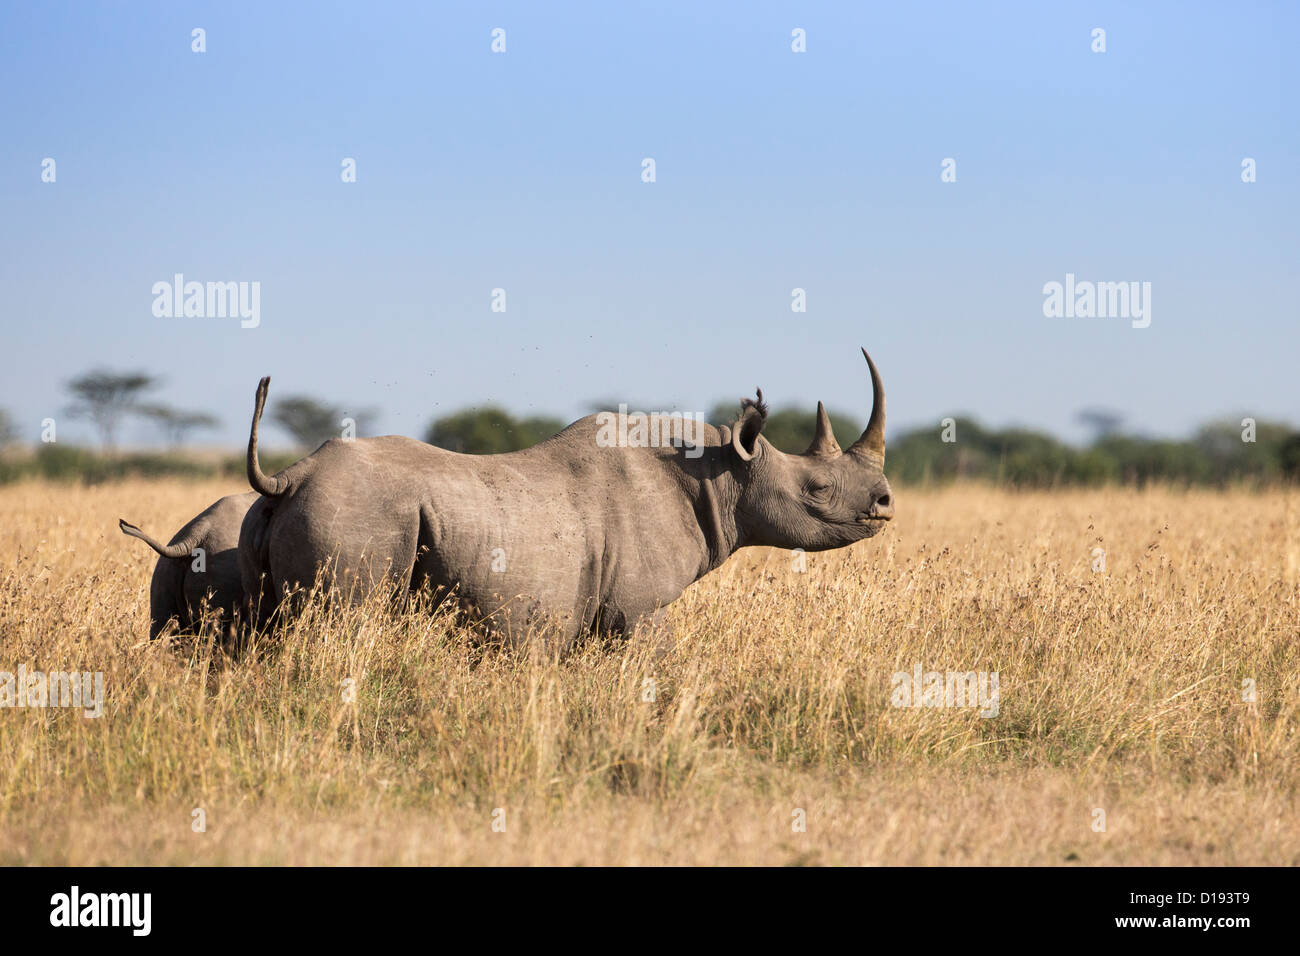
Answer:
806;479;833;499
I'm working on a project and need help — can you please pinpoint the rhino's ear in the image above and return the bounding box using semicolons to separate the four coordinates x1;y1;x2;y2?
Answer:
730;388;768;462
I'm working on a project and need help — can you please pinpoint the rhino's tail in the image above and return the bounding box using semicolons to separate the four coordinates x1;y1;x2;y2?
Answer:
247;375;291;498
118;518;193;559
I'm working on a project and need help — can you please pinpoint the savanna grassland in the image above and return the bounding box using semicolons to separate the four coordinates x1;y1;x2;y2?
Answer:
0;478;1297;865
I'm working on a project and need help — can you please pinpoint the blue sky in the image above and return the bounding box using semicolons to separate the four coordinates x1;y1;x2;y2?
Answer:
1;1;1295;448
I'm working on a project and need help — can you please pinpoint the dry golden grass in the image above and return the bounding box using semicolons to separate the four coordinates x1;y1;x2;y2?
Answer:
0;478;1297;865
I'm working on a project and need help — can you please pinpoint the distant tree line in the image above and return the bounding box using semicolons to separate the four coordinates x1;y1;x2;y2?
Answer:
886;416;1300;487
0;370;1296;487
0;370;375;452
422;403;1299;487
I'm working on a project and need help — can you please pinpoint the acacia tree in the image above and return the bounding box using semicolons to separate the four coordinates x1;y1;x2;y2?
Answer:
1076;408;1124;442
426;407;565;454
139;405;220;448
273;396;376;449
64;370;158;450
0;409;17;447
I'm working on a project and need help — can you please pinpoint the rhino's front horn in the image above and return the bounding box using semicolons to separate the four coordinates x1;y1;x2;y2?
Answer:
803;401;841;458
846;347;886;462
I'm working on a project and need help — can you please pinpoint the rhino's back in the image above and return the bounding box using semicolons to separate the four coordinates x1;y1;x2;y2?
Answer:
168;491;259;553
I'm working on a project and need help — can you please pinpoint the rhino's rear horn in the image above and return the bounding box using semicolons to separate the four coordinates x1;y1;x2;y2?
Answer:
846;348;886;462
803;401;841;458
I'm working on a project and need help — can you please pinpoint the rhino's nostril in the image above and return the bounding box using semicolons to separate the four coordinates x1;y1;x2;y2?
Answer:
877;494;891;509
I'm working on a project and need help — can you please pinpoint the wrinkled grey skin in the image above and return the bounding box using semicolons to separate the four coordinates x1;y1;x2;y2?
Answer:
240;350;894;644
119;492;257;639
